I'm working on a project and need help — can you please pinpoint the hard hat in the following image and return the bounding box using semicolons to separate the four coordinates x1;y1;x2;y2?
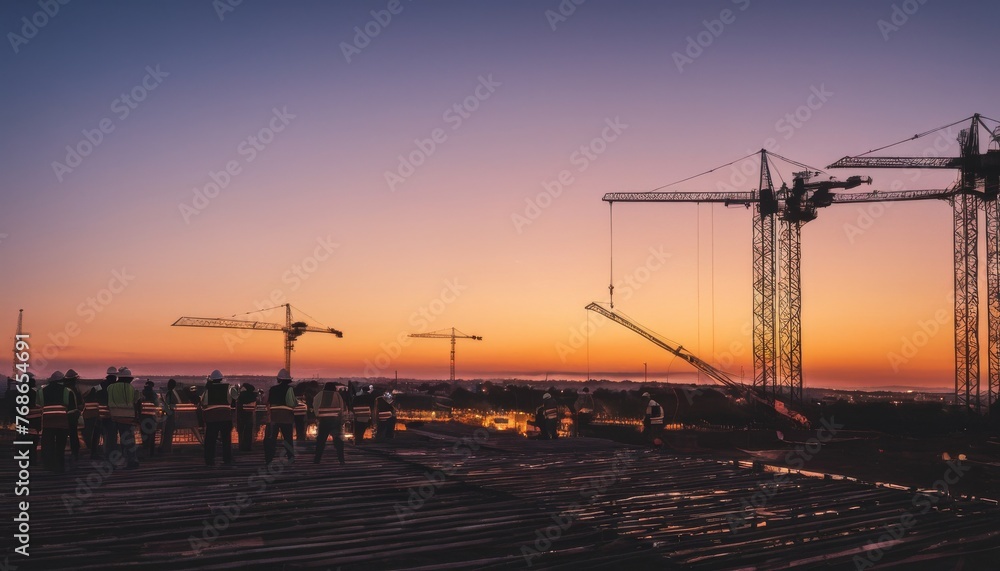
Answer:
64;369;80;380
542;393;552;400
49;371;65;382
107;366;118;375
118;367;134;380
209;369;224;381
641;392;651;398
276;368;292;381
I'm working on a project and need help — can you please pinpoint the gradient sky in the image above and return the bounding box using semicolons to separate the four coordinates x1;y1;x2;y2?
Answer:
2;0;999;389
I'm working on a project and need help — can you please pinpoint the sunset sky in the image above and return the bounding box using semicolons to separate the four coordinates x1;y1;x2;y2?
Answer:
2;1;999;390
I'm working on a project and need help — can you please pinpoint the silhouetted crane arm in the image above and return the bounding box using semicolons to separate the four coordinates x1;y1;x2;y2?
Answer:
827;189;956;203
172;317;284;330
585;302;811;428
409;333;483;340
828;156;961;169
603;192;756;204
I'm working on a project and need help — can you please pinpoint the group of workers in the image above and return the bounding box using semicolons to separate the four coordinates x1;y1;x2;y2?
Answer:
19;367;399;472
534;388;665;444
21;369;669;472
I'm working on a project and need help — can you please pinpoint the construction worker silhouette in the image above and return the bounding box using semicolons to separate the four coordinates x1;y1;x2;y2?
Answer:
201;370;236;466
264;369;297;464
37;371;72;472
313;382;347;464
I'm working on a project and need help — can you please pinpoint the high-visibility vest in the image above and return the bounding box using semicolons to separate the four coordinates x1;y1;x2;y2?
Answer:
140;401;160;418
294;400;307;417
352;402;371;422
202;382;233;423
82;401;100;419
647;400;664;425
267;385;295;424
375;397;395;421
39;384;71;429
174;402;197;416
163;389;182;415
314;391;344;420
107;382;138;423
543;404;558;420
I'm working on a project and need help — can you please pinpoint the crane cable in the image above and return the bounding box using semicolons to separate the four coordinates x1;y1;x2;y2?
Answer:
854;116;973;157
608;202;615;308
648;151;759;191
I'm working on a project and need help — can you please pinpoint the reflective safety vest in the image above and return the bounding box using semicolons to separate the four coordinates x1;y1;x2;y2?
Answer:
541;402;558;421
374;397;395;421
351;405;372;422
140;401;160;418
83;401;100;419
267;384;295;424
202;382;233;423
646;399;664;425
39;384;70;429
294;400;307;417
174;402;197;416
107;382;138;423
314;391;345;420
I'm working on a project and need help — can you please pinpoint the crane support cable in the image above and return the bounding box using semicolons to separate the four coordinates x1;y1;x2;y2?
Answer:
647;151;759;192
584;302;811;427
854;116;973;157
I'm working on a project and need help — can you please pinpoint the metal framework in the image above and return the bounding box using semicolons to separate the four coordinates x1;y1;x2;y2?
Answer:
829;114;1000;413
172;303;343;374
604;151;955;404
778;217;803;402
754;154;778;397
585;302;810;427
409;327;483;382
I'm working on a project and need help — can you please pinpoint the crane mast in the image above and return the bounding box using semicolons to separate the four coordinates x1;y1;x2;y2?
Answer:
408;327;482;382
604;150;953;404
829;114;1000;412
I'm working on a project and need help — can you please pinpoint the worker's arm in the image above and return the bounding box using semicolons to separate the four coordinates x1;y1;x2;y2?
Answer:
285;387;297;408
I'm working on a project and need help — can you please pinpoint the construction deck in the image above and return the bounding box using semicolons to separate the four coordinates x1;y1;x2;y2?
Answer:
2;423;999;570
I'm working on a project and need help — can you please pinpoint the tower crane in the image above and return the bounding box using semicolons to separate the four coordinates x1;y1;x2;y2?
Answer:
585;302;811;428
828;113;1000;412
172;303;343;376
408;327;482;382
604;149;955;403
